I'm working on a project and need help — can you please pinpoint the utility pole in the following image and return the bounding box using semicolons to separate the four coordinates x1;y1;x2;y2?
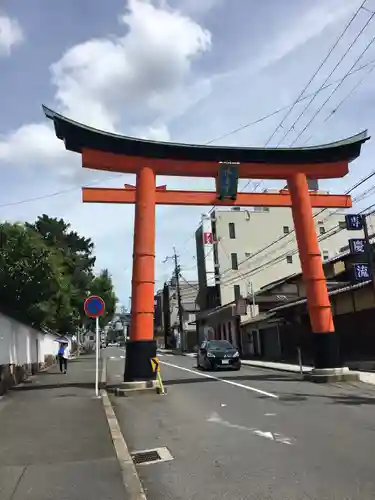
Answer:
164;248;185;352
173;247;185;352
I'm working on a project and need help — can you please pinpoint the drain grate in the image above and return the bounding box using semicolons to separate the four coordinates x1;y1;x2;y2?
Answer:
132;450;161;464
131;447;174;466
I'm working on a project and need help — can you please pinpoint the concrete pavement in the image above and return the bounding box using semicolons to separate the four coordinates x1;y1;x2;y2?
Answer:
108;348;375;500
0;355;127;500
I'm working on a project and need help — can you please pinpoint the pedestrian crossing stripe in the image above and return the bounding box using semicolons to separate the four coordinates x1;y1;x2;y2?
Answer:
150;357;160;372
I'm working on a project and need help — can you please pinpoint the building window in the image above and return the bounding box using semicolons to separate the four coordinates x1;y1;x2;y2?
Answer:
229;222;236;239
319;226;326;235
245;252;251;258
231;253;238;270
322;250;329;260
283;225;290;234
339;221;346;229
286;255;293;264
234;284;241;301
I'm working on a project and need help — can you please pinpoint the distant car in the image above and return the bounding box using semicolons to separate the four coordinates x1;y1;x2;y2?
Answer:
196;340;241;371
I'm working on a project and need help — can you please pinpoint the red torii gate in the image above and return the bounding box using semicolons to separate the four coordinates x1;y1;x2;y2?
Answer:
43;106;369;382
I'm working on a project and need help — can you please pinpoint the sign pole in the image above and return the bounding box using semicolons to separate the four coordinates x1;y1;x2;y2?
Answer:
84;295;105;399
95;316;99;397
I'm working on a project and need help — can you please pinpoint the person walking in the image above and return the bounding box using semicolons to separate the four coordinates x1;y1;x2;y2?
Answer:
57;341;70;374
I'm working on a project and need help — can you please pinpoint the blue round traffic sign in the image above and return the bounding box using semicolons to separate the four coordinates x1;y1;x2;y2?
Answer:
84;295;105;318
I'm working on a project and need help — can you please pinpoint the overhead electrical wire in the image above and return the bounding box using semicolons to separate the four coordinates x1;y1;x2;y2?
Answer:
178;183;375;294
3;57;375;213
290;32;375;146
301;61;375;146
2;0;373;226
277;6;375;146
170;4;375;287
218;166;375;280
264;0;368;147
176;54;375;270
218;196;375;288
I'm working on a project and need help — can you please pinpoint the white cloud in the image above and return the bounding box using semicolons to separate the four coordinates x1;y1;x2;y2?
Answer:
0;14;24;56
0;0;212;180
51;0;212;131
0;123;66;165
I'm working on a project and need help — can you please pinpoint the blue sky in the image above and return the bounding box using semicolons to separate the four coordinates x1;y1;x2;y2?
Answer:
1;0;375;307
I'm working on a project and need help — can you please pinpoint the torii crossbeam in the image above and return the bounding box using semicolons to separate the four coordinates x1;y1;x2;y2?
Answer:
43;105;369;383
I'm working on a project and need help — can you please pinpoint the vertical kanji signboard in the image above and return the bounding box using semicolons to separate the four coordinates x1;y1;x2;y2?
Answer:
348;238;366;255
353;263;371;281
345;213;373;284
345;214;364;231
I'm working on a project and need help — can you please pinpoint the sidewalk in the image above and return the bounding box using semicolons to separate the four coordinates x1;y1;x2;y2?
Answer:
0;355;127;500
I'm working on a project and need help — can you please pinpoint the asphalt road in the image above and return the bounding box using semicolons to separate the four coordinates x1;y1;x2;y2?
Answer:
108;348;375;500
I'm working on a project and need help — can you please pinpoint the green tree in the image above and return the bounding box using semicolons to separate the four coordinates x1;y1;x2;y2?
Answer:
0;215;117;335
0;222;66;328
87;269;118;328
26;214;96;333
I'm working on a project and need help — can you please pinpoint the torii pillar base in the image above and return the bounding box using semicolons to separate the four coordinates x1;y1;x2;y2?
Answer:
124;340;157;382
304;366;359;383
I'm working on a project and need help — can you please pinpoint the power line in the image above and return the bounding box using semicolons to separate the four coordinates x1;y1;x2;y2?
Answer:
301;61;375;145
3;58;375;213
264;0;368;147
277;6;375;146
218;167;375;280
205;58;375;147
0;173;124;209
290;31;375;146
218;196;375;288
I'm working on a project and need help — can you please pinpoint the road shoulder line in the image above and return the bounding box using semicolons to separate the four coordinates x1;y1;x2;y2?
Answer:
160;360;278;399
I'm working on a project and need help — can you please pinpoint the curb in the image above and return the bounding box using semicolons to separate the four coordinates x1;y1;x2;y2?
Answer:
241;361;311;375
100;357;148;500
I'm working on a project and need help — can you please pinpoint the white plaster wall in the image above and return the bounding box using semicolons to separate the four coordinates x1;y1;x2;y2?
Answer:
0;313;58;365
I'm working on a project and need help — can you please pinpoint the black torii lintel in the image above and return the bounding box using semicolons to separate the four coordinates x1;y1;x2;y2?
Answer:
43;105;369;165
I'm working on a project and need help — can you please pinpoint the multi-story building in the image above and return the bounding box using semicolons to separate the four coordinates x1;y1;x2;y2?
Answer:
194;203;375;350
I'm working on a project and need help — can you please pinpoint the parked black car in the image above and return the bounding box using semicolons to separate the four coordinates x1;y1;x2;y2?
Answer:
197;340;241;371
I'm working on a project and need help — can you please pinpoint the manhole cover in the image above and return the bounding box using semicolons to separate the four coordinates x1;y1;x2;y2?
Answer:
131;447;173;466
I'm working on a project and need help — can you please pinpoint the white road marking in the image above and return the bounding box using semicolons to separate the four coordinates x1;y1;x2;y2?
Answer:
207;412;295;445
160;360;278;399
221;403;227;407
264;413;276;416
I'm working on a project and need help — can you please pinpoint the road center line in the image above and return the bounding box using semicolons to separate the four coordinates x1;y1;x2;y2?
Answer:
160;360;278;399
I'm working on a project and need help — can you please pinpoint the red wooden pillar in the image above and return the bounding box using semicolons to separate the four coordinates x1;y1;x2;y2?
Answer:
287;172;340;369
124;166;157;381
